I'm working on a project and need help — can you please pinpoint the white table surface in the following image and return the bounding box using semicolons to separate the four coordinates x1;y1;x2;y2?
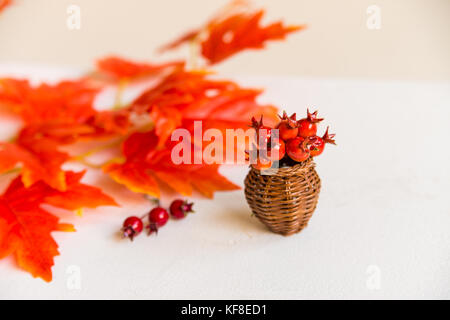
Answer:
0;64;449;299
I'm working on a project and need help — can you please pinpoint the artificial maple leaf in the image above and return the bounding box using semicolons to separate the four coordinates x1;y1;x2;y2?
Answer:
103;161;161;197
0;201;74;282
158;0;249;53
43;170;118;210
158;29;200;53
0;140;69;191
201;10;305;64
149;105;182;150
19;122;97;145
0;78;100;125
0;110;131;192
132;70;234;110
159;1;304;64
86;109;131;136
104;131;240;198
131;69;278;148
16;109;132;140
95;56;185;82
0;171;117;282
0;0;12;14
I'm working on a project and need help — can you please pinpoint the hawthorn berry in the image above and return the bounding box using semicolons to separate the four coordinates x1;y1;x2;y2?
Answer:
246;143;273;170
308;127;336;157
148;207;169;233
251;115;272;146
122;216;144;241
297;109;324;138
277;111;298;140
170;200;194;219
267;138;285;161
286;136;310;162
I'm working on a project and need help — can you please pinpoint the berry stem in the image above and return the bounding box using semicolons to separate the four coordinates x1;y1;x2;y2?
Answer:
140;213;148;220
144;194;160;206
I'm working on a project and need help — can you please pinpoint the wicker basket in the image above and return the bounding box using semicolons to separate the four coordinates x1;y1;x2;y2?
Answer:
244;158;321;236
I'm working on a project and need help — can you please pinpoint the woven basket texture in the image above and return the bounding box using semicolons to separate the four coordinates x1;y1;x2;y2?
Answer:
244;158;321;236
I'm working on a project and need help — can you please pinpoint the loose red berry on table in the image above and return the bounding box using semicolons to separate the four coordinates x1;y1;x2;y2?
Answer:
170;200;194;219
297;109;324;138
148;207;169;232
122;216;144;241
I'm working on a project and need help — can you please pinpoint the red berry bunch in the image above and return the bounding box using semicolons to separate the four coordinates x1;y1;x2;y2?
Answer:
121;199;194;241
248;116;286;170
249;109;336;169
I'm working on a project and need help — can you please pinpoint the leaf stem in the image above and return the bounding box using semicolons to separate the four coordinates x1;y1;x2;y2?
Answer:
189;38;200;70
113;79;129;110
76;157;124;170
1;167;21;176
71;139;124;162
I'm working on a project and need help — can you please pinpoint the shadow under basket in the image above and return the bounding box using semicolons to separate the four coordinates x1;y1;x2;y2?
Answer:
244;158;321;236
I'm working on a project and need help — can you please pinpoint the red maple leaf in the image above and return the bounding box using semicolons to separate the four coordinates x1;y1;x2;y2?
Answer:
201;10;305;64
0;171;117;282
159;1;304;64
43;170;119;210
158;29;200;53
131;69;278;148
0;78;101;125
0;139;69;191
85;109;131;137
0;76;137;191
95;56;185;82
104;131;240;198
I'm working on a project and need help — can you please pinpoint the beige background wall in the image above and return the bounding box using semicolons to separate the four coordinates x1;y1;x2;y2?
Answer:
0;0;448;80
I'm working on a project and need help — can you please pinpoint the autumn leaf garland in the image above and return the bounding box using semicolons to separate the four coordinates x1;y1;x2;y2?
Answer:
0;0;304;281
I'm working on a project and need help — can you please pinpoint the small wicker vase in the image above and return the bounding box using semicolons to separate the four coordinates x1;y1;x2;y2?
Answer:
244;158;321;236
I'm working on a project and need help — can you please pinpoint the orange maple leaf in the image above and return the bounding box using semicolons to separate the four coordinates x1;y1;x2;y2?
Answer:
201;10;305;64
131;69;278;148
0;78;100;125
104;131;240;198
0;76;136;190
43;170;119;210
159;1;304;64
0;171;117;282
158;29;200;53
86;109;131;136
0;140;69;191
95;56;185;82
